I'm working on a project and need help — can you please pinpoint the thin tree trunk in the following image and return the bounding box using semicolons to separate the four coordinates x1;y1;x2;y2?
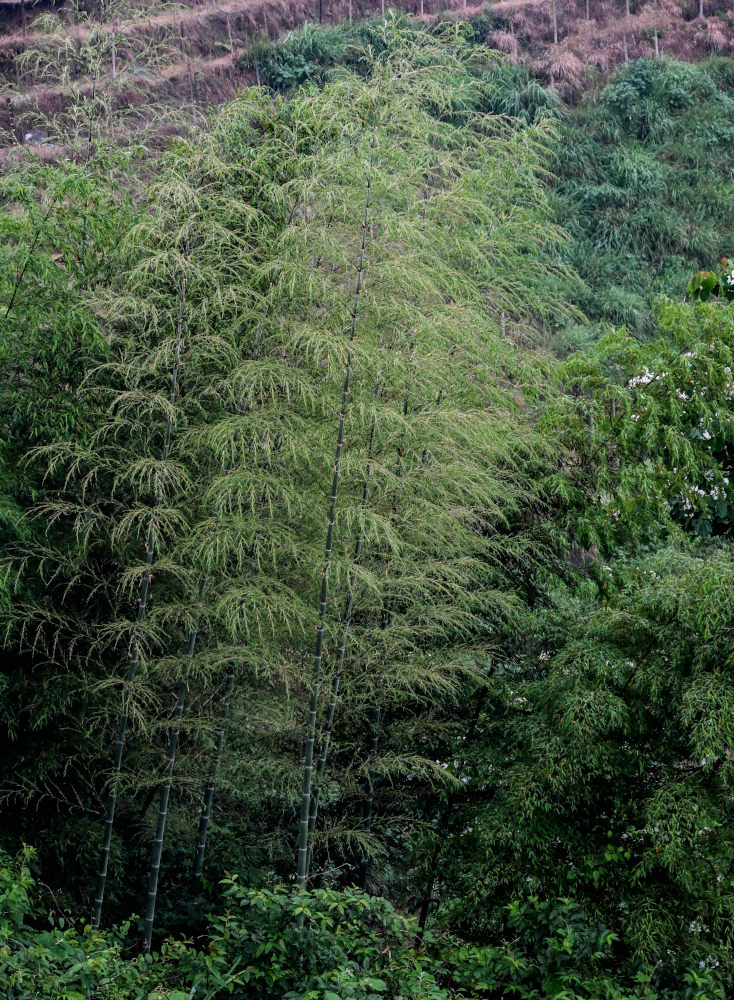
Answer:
654;26;659;55
623;33;628;63
552;0;558;44
585;0;589;19
296;134;375;890
699;0;703;17
142;575;207;952
91;244;190;930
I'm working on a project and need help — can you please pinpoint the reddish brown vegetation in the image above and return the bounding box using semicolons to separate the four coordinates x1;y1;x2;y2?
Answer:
479;0;734;96
0;0;732;143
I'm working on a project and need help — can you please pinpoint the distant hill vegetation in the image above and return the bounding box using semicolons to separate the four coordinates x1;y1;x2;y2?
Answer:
0;0;732;139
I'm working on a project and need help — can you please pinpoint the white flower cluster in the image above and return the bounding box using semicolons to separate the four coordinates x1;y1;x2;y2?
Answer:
628;367;657;389
726;268;734;288
679;473;729;513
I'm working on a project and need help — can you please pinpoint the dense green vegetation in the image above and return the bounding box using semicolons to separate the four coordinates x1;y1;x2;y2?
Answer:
0;12;732;1000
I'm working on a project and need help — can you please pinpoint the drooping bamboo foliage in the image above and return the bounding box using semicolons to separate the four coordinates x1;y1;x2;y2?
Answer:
91;244;190;930
11;0;181;161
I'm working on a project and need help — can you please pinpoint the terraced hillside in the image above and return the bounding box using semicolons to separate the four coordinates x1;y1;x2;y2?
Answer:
1;0;732;148
0;0;471;145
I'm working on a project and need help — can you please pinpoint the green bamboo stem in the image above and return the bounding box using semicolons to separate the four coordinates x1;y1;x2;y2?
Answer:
305;408;377;878
189;309;267;880
356;388;410;889
296;141;374;888
358;704;381;891
192;669;235;880
142;573;207;953
3;196;59;321
91;243;189;930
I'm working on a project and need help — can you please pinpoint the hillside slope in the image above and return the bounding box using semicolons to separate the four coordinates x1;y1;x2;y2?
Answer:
1;0;732;144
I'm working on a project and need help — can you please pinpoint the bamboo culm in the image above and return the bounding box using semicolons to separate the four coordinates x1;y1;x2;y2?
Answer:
358;705;381;891
189;311;267;880
355;387;409;889
142;574;208;953
296;140;374;888
305;409;377;878
91;244;189;930
192;669;235;880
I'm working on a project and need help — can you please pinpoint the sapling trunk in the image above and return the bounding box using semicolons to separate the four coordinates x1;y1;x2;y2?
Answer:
91;245;189;930
142;574;207;953
296;139;374;888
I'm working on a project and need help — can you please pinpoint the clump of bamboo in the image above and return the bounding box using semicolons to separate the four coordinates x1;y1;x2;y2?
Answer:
91;244;190;930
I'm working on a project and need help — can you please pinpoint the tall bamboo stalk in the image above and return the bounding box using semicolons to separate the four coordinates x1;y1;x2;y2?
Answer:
192;669;235;880
189;310;267;880
358;704;381;890
91;243;189;930
305;406;378;878
142;574;207;952
3;197;59;321
296;137;374;888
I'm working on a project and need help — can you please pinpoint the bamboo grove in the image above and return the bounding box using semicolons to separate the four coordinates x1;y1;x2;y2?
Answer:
1;26;572;937
1;13;733;997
